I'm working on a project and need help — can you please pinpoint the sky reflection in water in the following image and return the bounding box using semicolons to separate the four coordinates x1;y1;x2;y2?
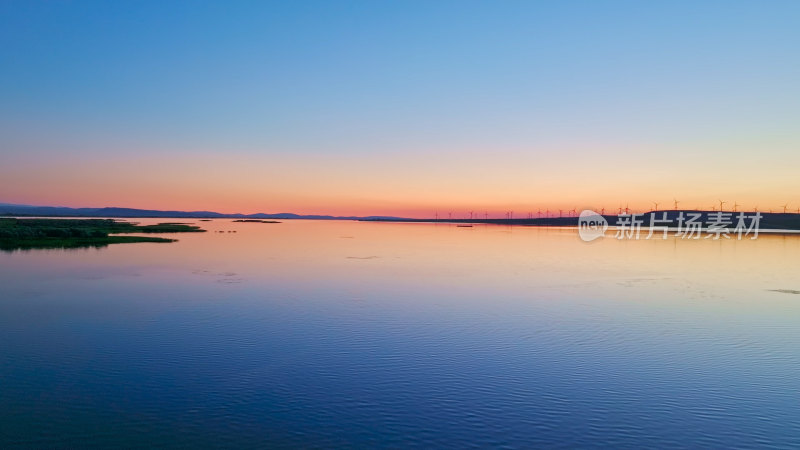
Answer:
1;220;799;447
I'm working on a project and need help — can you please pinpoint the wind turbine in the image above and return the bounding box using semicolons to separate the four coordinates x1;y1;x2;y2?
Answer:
719;200;726;211
571;207;577;217
559;209;563;218
545;208;550;218
600;207;606;215
624;204;630;215
653;201;660;211
537;208;543;218
618;206;623;215
782;204;788;214
673;199;680;210
733;202;739;213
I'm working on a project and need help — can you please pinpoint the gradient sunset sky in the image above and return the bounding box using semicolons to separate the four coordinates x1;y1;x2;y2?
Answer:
2;1;799;217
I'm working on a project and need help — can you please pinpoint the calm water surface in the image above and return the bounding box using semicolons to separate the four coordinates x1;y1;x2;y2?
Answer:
1;219;800;448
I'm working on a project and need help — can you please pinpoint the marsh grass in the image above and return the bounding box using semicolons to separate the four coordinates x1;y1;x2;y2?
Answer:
0;218;205;251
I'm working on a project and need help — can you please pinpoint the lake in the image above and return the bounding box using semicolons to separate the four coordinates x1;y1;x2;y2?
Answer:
1;219;799;448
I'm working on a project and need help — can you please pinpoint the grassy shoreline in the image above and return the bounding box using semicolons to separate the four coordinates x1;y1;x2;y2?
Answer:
0;218;205;251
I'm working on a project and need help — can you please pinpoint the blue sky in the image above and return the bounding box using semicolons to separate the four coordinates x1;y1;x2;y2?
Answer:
1;1;799;214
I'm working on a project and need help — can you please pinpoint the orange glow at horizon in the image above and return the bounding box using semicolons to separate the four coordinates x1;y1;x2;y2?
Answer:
4;144;800;218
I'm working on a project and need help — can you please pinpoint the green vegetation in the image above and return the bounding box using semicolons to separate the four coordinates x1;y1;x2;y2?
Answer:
0;218;205;251
133;222;207;232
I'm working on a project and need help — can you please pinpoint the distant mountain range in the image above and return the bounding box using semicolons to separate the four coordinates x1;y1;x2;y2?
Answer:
4;203;800;230
0;203;408;221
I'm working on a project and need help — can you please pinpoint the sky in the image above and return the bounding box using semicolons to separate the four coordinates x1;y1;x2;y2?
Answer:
1;1;799;217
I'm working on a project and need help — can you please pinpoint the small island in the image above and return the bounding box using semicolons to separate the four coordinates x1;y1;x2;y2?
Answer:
232;219;281;223
0;218;205;251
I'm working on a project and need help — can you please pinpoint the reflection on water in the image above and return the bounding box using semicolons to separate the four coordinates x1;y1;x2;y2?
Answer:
1;219;800;447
